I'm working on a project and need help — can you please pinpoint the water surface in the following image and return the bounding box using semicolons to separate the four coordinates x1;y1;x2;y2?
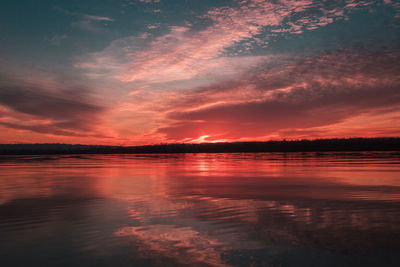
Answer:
1;152;400;266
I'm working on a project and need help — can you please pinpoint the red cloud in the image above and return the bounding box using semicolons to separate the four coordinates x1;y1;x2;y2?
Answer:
156;50;400;142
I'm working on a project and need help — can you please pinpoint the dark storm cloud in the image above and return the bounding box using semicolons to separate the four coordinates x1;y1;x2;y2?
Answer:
0;74;105;136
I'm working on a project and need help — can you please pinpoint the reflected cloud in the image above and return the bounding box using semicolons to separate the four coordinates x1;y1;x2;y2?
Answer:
116;225;229;267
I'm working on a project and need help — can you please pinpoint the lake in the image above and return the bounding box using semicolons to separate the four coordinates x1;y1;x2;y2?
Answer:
1;152;400;266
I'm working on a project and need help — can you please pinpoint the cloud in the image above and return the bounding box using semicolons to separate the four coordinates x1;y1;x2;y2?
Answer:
0;73;105;137
69;12;114;32
156;50;400;141
71;0;400;143
77;0;370;84
0;121;87;137
139;0;160;3
55;7;114;30
83;15;114;22
147;23;160;29
49;34;68;46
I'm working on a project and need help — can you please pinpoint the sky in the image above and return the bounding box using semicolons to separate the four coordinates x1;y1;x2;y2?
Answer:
0;0;399;145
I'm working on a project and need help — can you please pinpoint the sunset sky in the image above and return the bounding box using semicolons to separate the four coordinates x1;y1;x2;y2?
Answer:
0;0;399;145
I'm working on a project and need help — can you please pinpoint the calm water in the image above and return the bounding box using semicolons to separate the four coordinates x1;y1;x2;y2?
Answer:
1;152;400;267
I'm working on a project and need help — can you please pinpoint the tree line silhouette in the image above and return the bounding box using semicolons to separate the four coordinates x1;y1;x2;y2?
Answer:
0;137;399;155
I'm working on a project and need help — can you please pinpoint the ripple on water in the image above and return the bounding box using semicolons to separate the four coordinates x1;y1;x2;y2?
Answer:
1;152;400;266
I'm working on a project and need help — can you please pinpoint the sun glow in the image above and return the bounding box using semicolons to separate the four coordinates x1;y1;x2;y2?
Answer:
189;135;211;143
186;135;231;144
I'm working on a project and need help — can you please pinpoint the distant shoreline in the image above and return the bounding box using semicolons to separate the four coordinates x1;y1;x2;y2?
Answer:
0;138;400;155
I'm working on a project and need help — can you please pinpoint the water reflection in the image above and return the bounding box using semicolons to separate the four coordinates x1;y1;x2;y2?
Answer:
0;152;400;266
